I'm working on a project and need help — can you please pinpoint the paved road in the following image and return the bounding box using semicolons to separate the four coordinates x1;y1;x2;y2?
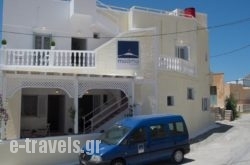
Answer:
67;113;250;165
183;113;250;165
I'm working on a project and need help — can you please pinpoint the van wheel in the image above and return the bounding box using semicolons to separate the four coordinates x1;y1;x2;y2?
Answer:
172;150;184;163
111;158;125;165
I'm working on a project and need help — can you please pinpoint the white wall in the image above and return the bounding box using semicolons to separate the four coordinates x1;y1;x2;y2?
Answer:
72;0;96;16
6;90;21;139
125;8;214;137
2;0;113;50
130;9;198;64
2;0;213;138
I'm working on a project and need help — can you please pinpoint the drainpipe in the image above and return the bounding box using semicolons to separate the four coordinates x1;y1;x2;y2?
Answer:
74;77;79;134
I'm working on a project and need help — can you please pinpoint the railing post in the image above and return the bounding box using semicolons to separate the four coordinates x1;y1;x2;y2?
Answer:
92;52;95;67
49;50;54;66
0;49;5;65
90;118;93;132
82;116;85;133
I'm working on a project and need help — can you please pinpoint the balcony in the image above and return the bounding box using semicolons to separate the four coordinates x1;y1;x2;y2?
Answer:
0;49;96;74
158;57;196;76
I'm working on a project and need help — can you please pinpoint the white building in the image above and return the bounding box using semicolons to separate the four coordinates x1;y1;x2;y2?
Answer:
0;0;214;140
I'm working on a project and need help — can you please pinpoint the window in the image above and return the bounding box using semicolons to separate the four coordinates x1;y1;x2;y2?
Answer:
168;122;186;135
210;95;217;106
93;32;100;39
103;94;108;104
202;97;209;111
129;128;146;144
175;46;189;61
167;96;174;106
21;95;38;116
99;125;130;145
175;122;185;134
150;125;166;139
210;86;217;95
34;34;51;49
168;123;175;132
187;88;194;100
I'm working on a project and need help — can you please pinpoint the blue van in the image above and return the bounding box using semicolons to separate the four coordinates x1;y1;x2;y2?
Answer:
79;114;190;165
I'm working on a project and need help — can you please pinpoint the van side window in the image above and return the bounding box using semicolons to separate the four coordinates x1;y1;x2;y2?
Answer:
168;122;185;134
129;128;146;144
168;123;175;134
150;125;166;139
176;122;185;133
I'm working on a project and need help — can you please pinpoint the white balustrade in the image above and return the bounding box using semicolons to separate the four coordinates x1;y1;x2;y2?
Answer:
158;56;196;76
0;49;96;68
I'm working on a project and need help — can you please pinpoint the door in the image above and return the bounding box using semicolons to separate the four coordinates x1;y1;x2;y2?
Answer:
119;127;150;164
47;95;65;133
71;38;87;66
148;124;176;161
78;95;94;132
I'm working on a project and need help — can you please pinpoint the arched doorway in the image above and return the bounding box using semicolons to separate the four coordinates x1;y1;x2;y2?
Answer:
20;88;69;138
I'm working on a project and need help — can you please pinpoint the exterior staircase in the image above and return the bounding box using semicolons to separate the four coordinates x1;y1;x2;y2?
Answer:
82;96;130;133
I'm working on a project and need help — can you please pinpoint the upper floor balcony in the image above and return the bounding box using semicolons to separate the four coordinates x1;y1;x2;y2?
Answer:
158;57;196;76
0;49;197;77
0;49;96;74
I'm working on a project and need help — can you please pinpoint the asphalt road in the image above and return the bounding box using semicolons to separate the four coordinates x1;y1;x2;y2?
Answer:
67;113;250;165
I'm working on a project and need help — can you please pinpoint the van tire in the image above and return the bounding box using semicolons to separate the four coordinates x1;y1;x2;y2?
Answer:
111;158;126;165
172;150;184;163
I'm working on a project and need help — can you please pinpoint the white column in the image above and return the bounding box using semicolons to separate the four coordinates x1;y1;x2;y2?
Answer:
49;51;55;66
0;120;3;140
131;80;135;116
74;78;79;134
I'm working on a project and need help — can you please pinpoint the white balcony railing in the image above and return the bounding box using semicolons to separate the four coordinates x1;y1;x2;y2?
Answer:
158;57;196;76
0;49;95;68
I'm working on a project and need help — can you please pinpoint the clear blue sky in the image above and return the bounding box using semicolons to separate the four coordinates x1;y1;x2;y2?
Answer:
100;0;250;82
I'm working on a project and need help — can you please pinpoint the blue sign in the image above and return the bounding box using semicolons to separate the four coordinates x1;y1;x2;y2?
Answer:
117;41;139;68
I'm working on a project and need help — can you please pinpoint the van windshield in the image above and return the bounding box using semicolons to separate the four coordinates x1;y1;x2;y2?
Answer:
98;125;130;145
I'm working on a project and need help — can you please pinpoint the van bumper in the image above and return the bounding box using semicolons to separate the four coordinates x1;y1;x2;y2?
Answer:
183;144;191;154
79;154;110;165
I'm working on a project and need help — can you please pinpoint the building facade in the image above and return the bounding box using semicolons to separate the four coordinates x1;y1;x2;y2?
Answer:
211;73;250;113
0;0;214;140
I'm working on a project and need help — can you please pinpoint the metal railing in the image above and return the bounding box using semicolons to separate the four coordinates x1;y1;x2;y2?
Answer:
81;96;118;125
0;49;96;67
82;96;128;133
96;0;129;12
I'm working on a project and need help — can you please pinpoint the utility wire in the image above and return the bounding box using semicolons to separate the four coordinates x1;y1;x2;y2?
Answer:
2;16;250;58
211;44;250;58
1;17;250;39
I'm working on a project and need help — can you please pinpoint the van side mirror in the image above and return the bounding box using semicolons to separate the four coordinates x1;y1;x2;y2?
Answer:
100;130;105;133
